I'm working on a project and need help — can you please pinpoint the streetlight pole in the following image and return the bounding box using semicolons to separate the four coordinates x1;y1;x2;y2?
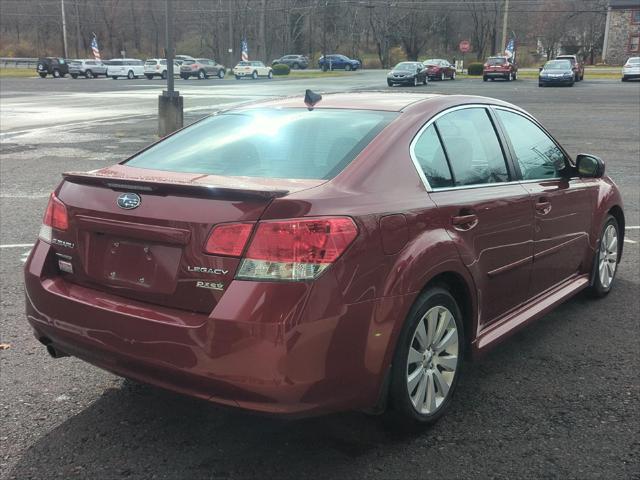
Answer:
158;0;183;137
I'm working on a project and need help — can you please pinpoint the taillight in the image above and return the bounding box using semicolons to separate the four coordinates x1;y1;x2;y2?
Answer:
236;217;358;281
191;64;198;69
38;192;68;243
204;223;254;256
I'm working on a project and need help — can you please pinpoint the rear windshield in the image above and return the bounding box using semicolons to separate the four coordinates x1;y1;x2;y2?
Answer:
125;108;397;180
145;60;157;65
487;58;507;65
627;57;640;64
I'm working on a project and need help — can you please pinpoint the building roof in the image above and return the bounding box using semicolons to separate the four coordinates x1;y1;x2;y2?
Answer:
609;0;640;9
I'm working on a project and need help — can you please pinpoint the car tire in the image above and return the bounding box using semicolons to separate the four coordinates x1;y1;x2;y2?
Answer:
145;74;154;80
513;72;517;80
53;69;61;78
217;69;225;79
423;76;427;85
440;72;445;81
483;75;488;82
622;76;628;82
451;71;456;80
85;70;93;79
127;70;134;80
112;76;118;80
252;71;258;80
235;75;241;80
161;71;167;79
198;70;206;80
268;70;273;79
587;215;620;298
71;73;78;79
292;62;299;70
387;80;393;87
413;77;418;87
569;81;575;87
345;64;352;71
180;74;189;80
38;72;47;78
387;286;464;429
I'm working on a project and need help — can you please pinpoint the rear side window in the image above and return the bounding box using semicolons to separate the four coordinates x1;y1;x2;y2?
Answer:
495;110;567;180
436;108;509;186
126;108;397;180
412;125;453;188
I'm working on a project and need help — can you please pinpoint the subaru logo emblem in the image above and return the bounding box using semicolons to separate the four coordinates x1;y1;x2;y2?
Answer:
116;193;141;210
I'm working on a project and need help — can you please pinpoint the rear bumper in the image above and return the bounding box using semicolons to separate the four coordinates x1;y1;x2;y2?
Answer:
24;240;393;416
483;71;510;78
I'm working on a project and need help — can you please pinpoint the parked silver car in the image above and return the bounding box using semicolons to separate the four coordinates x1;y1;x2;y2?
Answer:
69;59;108;78
179;58;225;79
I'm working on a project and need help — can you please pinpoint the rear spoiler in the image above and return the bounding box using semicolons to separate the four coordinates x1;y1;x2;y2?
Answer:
62;171;289;200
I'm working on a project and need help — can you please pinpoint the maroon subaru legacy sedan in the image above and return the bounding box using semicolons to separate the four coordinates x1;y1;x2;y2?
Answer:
25;92;624;425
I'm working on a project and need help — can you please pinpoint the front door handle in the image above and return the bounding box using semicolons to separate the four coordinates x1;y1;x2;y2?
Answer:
535;199;552;215
452;214;479;231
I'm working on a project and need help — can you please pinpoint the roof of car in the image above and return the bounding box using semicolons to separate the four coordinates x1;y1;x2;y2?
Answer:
234;92;524;115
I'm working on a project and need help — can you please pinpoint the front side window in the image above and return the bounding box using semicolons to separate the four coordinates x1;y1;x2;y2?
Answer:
436;108;509;186
412;125;453;188
496;109;567;180
126;108;397;180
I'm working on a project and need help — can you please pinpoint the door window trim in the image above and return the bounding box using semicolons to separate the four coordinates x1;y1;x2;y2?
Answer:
409;104;516;192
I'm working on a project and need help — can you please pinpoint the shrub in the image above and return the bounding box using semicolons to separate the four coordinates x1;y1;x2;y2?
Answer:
272;63;290;75
467;62;484;75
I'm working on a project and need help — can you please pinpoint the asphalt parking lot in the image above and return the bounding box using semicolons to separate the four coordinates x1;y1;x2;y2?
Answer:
1;71;639;479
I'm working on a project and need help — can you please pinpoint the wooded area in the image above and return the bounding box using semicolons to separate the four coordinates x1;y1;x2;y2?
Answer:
0;0;609;67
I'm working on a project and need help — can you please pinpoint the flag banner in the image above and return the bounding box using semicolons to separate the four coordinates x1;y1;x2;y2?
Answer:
91;35;101;61
504;38;515;60
241;39;248;62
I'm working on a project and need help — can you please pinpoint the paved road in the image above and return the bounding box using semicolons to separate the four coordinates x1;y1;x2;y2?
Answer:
1;71;639;479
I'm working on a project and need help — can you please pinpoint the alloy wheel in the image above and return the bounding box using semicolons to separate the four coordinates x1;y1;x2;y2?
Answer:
406;305;459;415
598;224;618;288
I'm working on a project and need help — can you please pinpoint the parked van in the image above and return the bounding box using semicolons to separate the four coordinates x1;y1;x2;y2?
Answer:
106;59;145;79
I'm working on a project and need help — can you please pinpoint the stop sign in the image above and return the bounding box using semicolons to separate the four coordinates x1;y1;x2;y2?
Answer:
459;40;471;53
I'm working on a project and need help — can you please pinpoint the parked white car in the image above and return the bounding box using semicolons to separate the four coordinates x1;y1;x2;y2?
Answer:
144;59;179;79
69;59;108;78
106;59;145;79
622;57;640;82
233;61;273;80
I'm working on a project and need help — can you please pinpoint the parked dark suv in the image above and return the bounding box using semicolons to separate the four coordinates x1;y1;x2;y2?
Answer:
272;55;309;69
36;58;69;78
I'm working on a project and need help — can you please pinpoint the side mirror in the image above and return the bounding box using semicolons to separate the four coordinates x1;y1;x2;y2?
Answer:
576;154;605;178
538;66;543;72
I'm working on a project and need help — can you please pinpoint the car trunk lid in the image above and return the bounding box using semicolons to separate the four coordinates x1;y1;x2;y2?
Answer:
53;165;322;313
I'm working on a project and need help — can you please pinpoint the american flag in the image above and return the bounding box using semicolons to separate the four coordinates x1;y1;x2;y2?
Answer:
241;38;248;62
91;35;101;60
504;38;515;60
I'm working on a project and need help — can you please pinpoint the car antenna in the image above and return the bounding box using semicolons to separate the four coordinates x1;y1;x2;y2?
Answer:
304;89;322;111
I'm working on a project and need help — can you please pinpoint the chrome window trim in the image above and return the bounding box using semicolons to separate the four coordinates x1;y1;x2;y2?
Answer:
409;103;519;193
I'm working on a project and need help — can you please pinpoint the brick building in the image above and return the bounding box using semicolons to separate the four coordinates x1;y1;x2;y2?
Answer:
602;0;640;65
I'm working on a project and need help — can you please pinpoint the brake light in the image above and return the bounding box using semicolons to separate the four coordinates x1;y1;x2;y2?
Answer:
39;192;68;242
236;217;358;281
204;223;254;256
191;64;198;69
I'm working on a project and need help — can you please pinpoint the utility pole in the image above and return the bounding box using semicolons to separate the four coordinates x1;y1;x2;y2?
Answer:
500;0;509;54
228;0;234;68
60;0;69;58
158;0;183;137
74;0;81;58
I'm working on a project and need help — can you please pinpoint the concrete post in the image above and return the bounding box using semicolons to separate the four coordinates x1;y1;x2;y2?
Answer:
158;91;183;137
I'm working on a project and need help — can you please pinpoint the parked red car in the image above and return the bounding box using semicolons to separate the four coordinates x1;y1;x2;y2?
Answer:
483;56;518;81
423;59;456;80
25;93;624;425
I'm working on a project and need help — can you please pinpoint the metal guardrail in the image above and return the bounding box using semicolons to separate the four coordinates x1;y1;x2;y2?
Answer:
0;57;39;68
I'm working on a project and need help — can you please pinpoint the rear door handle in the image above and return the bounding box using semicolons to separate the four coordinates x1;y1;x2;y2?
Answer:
535;199;552;215
452;214;479;231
